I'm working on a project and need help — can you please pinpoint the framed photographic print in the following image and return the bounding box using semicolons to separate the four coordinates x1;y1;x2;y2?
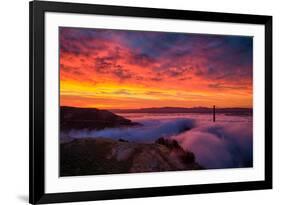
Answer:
29;0;272;204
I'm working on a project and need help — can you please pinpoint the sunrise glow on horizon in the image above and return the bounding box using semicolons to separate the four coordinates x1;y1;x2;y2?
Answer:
59;27;253;109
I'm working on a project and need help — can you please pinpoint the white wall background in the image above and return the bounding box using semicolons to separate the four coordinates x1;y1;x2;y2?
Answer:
0;0;279;204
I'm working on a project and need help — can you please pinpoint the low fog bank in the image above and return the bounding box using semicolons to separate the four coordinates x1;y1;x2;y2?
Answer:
62;118;195;142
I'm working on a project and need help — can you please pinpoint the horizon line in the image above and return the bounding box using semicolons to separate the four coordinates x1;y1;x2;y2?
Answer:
60;105;253;110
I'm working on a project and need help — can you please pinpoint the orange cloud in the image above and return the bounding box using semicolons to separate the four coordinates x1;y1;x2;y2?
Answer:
59;27;253;109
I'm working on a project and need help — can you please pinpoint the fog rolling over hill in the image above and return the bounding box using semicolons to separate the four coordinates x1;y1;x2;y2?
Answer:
60;106;202;176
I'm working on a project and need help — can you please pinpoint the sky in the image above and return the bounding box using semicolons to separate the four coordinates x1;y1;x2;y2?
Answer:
59;27;253;109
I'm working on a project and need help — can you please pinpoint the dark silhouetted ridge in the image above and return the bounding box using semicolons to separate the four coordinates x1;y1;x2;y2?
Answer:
60;106;141;131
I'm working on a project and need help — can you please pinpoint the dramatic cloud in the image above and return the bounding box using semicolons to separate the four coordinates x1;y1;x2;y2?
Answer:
60;27;253;109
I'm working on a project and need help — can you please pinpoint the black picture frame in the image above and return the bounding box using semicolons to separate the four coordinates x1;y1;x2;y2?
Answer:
29;0;272;204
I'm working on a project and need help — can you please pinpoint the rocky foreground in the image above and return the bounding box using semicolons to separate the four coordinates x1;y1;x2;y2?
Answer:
60;137;202;176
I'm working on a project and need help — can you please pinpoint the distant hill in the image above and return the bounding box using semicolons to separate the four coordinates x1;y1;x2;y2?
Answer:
60;106;141;132
110;107;253;115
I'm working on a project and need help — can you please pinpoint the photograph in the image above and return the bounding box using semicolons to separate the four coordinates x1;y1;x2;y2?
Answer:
29;1;272;203
59;27;253;177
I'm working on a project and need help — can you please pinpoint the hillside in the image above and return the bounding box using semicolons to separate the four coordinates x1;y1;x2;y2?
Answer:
60;106;141;132
60;137;202;176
